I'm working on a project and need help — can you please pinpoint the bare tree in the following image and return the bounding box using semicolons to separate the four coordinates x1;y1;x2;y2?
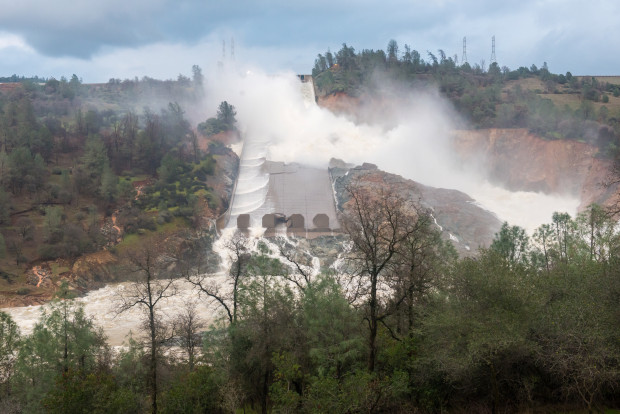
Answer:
276;240;315;293
341;184;418;372
117;245;177;414
603;160;620;218
183;231;250;325
120;111;138;170
173;300;205;372
389;209;453;335
0;312;19;399
189;130;200;163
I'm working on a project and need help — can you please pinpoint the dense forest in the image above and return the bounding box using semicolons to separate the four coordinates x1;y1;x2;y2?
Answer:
0;67;238;295
313;41;620;157
0;192;619;413
0;43;619;413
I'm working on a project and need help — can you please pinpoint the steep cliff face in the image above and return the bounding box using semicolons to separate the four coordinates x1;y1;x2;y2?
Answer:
452;129;618;210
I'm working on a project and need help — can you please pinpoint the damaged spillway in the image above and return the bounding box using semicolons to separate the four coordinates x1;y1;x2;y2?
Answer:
222;75;339;237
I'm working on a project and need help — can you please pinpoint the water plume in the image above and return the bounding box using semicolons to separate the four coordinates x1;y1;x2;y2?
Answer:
202;64;580;233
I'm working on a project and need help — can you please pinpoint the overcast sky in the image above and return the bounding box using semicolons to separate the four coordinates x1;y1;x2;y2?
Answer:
0;0;618;83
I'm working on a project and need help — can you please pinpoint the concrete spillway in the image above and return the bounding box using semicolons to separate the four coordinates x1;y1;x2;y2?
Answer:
224;75;339;236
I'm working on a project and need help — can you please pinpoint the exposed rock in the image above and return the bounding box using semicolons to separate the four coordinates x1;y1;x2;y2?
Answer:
328;158;354;170
28;265;53;289
274;234;349;270
359;163;378;170
332;164;502;256
317;92;361;120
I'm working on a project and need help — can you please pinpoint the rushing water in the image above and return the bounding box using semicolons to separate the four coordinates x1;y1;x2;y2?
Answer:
3;229;323;346
206;71;580;233
229;138;271;220
3;72;582;342
3;278;229;346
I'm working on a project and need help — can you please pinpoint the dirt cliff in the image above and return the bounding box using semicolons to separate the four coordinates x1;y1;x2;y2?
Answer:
452;129;618;211
318;92;361;119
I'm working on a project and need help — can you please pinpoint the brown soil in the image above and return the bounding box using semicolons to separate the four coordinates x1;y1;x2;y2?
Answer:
452;128;619;211
0;83;21;93
70;250;119;286
318;92;361;118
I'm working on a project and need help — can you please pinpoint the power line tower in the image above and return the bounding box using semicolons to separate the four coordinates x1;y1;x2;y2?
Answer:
462;37;468;65
490;35;496;64
222;40;226;59
230;37;235;60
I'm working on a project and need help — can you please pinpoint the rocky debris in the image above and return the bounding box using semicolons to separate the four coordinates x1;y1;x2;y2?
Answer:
100;215;123;246
0;291;50;307
277;234;349;270
331;163;502;256
416;184;501;252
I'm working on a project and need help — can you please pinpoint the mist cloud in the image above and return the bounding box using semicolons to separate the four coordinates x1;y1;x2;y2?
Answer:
202;63;579;232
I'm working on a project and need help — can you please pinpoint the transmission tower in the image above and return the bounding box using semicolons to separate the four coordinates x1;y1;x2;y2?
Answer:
231;37;235;60
222;40;226;59
462;37;468;64
490;35;496;64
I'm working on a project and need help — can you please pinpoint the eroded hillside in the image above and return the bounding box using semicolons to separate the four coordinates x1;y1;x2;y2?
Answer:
452;128;619;210
318;92;620;215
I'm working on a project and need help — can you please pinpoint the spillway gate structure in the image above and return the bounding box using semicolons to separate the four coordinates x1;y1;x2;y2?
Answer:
217;75;340;237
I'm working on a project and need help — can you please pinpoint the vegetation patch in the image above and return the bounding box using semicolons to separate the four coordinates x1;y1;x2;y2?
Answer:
313;42;620;154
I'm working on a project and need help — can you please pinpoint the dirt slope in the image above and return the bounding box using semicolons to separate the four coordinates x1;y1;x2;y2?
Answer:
452;128;618;210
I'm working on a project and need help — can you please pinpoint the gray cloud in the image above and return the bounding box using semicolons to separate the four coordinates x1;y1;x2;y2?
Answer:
0;0;618;78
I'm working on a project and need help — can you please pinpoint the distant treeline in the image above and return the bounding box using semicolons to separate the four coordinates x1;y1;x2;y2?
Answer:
313;41;620;157
0;75;48;83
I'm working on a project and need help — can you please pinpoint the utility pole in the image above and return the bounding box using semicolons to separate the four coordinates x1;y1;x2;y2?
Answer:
462;37;468;65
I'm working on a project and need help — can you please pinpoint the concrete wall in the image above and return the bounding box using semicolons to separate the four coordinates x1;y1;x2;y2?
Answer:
249;212;334;234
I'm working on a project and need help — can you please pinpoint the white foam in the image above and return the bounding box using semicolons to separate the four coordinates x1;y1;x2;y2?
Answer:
205;70;579;234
